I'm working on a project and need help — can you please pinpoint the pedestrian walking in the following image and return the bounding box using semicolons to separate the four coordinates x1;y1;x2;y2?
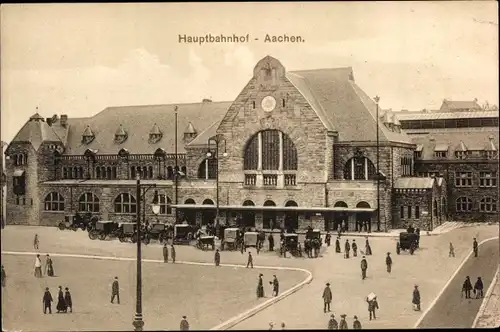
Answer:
366;295;379;320
335;237;341;253
449;242;455;257
412;285;421;311
281;322;286;330
163;243;169;263
56;286;67;313
45;254;55;277
325;232;331;247
360;256;368;280
473;238;478;257
344;239;350;259
171;244;176;263
415;228;421;248
353;315;362;329
34;254;43;278
462;276;473;299
386;252;392;273
111;276;120;304
1;265;6;287
257;273;265;298
269;322;274;330
322;283;332;313
272;275;279;296
474;277;484;298
328;314;338;329
364;238;372;256
43;287;53;314
247;251;254;268
64;287;73;313
180;315;189;331
339;314;348;330
352;240;358;257
34;234;39;250
268;233;275;252
214;249;221;266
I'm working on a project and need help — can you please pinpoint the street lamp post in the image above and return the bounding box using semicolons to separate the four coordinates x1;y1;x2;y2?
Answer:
206;134;227;227
132;175;160;332
374;95;381;232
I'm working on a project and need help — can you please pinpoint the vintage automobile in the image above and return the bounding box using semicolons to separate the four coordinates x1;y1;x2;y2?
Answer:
118;222;137;243
88;220;119;241
396;232;418;255
243;231;259;250
173;224;196;245
58;213;95;232
221;227;240;251
284;233;301;257
196;235;216;250
145;223;168;244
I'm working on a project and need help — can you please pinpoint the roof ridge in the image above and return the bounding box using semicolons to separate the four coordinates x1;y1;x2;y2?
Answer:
186;119;221;146
289;66;353;73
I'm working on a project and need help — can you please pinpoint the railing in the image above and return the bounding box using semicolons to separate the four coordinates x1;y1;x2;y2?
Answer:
263;174;278;186
284;174;296;186
244;174;257;186
57;153;186;161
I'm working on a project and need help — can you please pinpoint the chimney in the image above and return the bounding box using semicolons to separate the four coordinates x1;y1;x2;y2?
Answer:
46;118;53;126
60;114;68;127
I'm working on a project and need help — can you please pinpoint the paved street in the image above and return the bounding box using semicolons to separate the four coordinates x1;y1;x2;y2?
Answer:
417;238;499;329
1;225;498;330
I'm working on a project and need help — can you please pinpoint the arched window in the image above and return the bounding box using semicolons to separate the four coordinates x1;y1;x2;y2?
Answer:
243;130;298;171
96;167;101;179
480;197;497;213
112;166;117;179
185;198;195;204
166;166;173;180
456;197;472;212
198;159;217;180
343;157;376;180
356;201;371;209
101;166;106;179
63;167;68;179
159;194;172;215
114;193;137;213
78;192;100;213
107;167;112;180
148;166;153;179
79;166;84;179
181;166;187;177
130;166;136;179
44;192;65;211
334;201;348;208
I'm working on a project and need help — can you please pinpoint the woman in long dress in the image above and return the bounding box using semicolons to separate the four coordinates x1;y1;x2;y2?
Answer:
45;254;55;277
335;237;341;253
365;238;372;256
256;274;265;298
34;254;42;278
56;286;67;313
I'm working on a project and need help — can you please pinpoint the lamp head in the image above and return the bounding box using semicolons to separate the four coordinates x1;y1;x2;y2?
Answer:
136;174;141;181
206;151;212;158
151;190;160;215
222;152;228;157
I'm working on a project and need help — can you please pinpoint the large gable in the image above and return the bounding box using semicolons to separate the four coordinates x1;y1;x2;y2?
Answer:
9;113;62;151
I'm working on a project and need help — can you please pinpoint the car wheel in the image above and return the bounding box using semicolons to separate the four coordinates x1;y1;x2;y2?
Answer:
89;231;98;240
99;233;106;241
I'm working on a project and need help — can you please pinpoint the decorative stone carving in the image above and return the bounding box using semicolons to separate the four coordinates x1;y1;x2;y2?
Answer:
259;117;279;129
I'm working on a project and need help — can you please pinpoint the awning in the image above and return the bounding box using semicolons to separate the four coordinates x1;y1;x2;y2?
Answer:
13;170;25;177
171;204;376;212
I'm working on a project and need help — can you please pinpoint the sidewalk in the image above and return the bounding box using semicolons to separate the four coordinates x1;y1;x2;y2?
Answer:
474;271;500;328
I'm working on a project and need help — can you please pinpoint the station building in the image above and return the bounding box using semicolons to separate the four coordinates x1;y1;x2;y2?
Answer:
3;56;498;231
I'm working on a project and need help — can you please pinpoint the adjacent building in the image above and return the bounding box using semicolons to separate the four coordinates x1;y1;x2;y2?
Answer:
3;56;498;231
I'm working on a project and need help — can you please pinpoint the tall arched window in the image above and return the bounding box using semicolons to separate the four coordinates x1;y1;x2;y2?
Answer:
112;166;117;179
114;193;137;213
480;197;497;212
243;130;298;171
456;197;472;212
78;192;100;213
148;166;153;179
44;192;65;211
198;159;217;180
159;194;171;215
343;157;376;180
166;166;173;180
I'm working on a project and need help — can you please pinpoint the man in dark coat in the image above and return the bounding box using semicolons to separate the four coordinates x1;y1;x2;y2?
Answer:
268;233;275;252
360;256;368;280
474;277;484;298
353;315;362;329
328;314;338;329
180;315;189;331
344;239;351;259
43;287;53;314
257;274;265;298
339;314;348;330
335;237;341;253
412;285;421;311
473;238;478;257
352;240;358;257
34;234;39;250
111;277;120;304
214;249;220;266
247;251;254;268
364;238;372;255
386;252;392;273
415;228;421;248
449;242;455;257
1;265;6;287
462;276;473;299
56;285;67;313
64;287;73;313
272;275;279;296
366;296;379;320
322;283;332;313
163;243;169;263
325;232;331;247
171;244;176;263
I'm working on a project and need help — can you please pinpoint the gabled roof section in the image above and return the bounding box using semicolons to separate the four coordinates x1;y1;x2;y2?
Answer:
394;177;435;189
485;136;497;151
187;120;221;147
10;112;62;151
149;123;162;136
82;125;94;137
184;122;197;134
115;124;127;136
434;144;449;152
440;99;482;111
455;141;467;152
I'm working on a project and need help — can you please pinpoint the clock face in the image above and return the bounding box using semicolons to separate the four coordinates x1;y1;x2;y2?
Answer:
261;96;276;113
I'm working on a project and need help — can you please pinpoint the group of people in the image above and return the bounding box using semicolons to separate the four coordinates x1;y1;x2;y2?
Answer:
462;276;484;299
256;273;280;298
42;286;73;314
162;243;177;263
328;314;363;330
334;236;373;258
34;254;55;278
323;283;365;329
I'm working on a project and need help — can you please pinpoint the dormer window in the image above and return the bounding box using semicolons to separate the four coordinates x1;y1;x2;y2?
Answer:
149;123;163;144
14;153;27;166
485;150;498;159
114;124;128;144
82;125;95;145
455;151;467;160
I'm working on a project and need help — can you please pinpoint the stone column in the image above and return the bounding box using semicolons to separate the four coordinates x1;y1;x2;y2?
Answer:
364;158;368;180
257;132;262;170
350;158;354;180
255;212;263;229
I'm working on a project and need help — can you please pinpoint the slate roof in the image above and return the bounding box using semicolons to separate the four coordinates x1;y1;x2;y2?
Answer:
9;113;62;151
440;100;482;111
395;110;498;121
187;120;221;147
394;177;436;189
184;122;197;134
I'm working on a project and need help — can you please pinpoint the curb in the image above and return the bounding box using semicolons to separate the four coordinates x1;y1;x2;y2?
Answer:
472;267;499;328
413;236;500;328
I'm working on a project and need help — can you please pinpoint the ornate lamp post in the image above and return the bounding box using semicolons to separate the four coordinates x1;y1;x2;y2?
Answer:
206;134;227;227
133;175;159;332
374;95;381;232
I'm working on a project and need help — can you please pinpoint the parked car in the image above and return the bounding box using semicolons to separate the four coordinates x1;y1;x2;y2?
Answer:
396;232;418;255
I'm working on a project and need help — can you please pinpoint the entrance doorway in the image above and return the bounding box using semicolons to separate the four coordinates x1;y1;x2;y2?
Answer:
333;201;348;231
284;200;298;231
182;198;196;225
356;201;372;232
242;200;256;227
263;200;276;229
201;199;216;225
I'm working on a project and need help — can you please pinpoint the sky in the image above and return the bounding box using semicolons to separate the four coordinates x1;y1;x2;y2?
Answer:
1;2;498;143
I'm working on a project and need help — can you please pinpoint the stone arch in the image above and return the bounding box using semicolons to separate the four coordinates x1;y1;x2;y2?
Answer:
182;198;196;225
242;200;256;227
201;199;215;225
356;201;371;209
334;201;348;208
263;200;276;229
356;201;372;232
343;157;377;180
243;130;298;171
284;200;298;230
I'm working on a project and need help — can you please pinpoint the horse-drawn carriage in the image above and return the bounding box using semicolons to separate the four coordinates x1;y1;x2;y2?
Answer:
243;231;260;250
58;213;96;232
173;224;196;245
88;220;119;240
283;233;301;257
221;227;240;251
144;223;168;244
196;235;216;250
118;222;136;243
396;232;418;255
304;229;322;258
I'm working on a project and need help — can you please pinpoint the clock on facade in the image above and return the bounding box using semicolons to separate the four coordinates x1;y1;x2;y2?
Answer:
261;96;276;113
